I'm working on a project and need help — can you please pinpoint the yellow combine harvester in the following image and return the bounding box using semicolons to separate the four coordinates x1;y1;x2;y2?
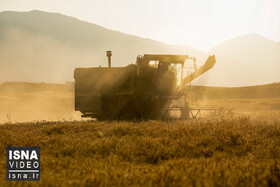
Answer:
74;51;216;119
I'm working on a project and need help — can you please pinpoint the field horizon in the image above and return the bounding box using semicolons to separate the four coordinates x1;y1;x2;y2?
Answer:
0;81;279;123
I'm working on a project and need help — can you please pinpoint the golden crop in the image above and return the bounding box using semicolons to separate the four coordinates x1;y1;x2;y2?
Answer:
0;117;279;186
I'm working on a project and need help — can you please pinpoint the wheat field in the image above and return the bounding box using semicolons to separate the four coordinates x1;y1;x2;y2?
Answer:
0;83;279;186
0;117;279;186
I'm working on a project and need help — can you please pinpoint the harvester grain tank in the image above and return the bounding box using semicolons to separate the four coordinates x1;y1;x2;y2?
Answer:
74;51;216;119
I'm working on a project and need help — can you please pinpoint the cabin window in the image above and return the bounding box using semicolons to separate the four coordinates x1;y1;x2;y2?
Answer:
149;60;159;68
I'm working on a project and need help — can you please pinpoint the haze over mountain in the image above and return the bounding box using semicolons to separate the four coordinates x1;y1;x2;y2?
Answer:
207;34;280;86
0;10;279;86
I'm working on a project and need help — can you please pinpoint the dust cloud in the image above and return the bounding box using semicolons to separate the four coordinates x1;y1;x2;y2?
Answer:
0;82;81;123
0;82;279;123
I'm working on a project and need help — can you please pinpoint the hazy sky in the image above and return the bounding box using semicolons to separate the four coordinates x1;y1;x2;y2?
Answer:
0;0;279;51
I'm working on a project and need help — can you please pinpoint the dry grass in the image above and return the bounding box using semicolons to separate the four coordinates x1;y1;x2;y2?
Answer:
0;117;279;186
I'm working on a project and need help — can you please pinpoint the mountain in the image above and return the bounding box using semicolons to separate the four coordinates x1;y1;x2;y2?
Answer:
204;34;280;86
0;10;206;83
0;10;279;86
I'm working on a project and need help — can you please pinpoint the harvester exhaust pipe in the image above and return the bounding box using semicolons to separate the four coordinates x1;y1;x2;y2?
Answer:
106;50;112;68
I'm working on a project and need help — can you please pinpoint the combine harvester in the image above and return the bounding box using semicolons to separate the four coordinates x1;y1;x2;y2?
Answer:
74;51;216;120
